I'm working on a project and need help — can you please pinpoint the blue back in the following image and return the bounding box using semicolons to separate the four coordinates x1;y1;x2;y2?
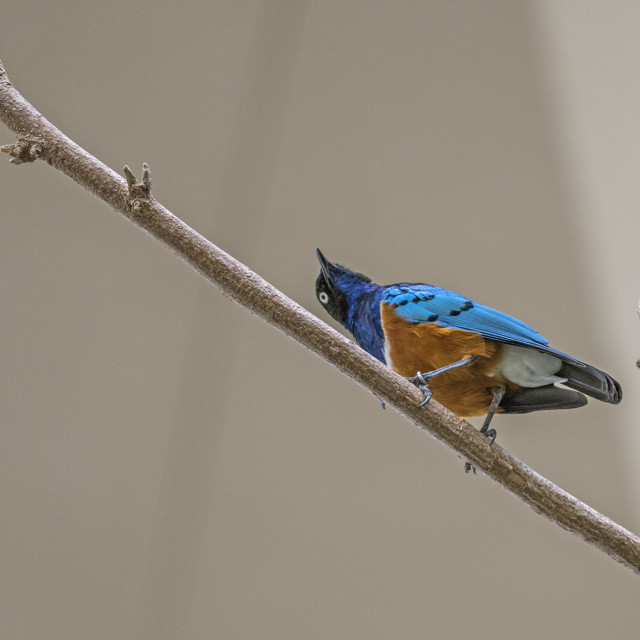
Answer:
380;284;584;365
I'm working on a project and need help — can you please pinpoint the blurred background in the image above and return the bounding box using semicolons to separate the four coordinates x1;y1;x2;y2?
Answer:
2;2;640;638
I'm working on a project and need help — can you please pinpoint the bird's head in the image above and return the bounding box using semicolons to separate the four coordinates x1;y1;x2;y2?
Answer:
315;249;373;324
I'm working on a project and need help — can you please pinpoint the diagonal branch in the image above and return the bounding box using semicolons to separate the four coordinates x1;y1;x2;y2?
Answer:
1;59;639;573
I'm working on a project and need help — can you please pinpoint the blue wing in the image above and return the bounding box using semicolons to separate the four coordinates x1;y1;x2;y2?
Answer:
381;284;584;365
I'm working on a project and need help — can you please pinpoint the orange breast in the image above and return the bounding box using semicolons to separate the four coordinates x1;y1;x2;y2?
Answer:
380;302;520;417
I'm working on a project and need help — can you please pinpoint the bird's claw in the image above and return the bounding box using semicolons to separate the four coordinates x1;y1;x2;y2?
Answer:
484;428;497;446
409;371;434;407
417;386;433;407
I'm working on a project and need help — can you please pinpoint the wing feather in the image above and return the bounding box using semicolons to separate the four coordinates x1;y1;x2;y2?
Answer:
381;284;584;365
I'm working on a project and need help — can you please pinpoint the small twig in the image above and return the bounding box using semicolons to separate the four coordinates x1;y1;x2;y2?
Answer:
124;163;152;213
1;136;43;164
1;59;639;574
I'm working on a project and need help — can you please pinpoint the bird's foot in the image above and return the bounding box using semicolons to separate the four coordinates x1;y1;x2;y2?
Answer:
478;385;505;445
464;385;505;474
407;371;434;407
408;355;479;408
483;428;497;446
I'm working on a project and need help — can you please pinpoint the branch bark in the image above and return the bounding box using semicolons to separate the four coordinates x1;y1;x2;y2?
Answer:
2;59;639;574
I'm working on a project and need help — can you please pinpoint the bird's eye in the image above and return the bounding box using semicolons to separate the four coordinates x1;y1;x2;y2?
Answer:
318;291;330;305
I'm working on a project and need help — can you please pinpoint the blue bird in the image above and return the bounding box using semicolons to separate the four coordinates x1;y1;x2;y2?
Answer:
315;250;621;446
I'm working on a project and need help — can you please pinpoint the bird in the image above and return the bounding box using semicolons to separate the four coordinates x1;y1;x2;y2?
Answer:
315;249;621;453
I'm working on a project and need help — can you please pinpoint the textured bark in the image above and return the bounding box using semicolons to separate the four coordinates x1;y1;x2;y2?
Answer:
2;59;639;574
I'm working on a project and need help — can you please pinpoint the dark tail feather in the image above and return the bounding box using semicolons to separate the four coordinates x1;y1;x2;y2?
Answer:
559;362;622;404
501;386;588;414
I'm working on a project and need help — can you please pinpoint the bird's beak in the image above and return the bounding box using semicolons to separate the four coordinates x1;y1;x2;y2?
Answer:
316;248;337;282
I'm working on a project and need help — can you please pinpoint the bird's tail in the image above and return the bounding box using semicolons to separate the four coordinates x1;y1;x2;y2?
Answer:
500;385;588;414
499;354;621;414
559;361;622;404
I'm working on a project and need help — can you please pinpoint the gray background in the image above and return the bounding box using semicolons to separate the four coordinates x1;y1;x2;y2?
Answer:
2;2;640;639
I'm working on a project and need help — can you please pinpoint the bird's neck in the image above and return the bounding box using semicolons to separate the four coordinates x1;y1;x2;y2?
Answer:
341;284;386;363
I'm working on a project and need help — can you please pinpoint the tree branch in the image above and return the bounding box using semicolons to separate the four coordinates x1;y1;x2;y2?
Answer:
2;58;639;574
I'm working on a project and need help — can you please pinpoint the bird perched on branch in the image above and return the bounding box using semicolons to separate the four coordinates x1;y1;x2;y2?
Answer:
315;249;621;449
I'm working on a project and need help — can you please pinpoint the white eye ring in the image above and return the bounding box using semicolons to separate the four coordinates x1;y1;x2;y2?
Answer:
318;291;330;304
